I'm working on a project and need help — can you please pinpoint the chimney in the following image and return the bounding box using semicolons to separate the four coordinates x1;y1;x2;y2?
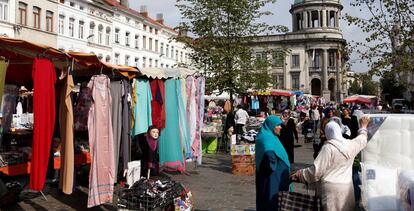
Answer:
120;0;129;7
156;13;164;25
140;6;148;17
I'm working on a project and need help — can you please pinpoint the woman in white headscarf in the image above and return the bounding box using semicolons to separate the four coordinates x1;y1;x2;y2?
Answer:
291;116;370;211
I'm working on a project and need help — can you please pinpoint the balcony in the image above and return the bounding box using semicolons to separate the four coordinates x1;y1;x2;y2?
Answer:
309;66;321;73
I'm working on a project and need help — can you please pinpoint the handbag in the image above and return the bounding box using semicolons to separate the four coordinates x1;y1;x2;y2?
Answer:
278;191;323;211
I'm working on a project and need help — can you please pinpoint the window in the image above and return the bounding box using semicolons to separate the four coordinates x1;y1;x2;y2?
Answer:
115;28;120;43
149;38;152;51
125;55;130;66
155;29;158;35
134;57;139;67
166;64;169;68
155;60;158;67
142;36;146;49
143;24;147;31
313;51;321;68
166;45;169;57
155;40;158;52
175;50;178;61
272;50;284;67
149;27;152;33
291;73;300;90
78;21;84;39
160;43;164;55
328;51;336;67
98;54;103;60
0;0;9;21
114;53;120;65
142;57;146;68
125;32;130;46
18;2;27;25
58;15;64;34
98;25;103;44
46;11;53;32
79;6;84;10
180;52;183;62
171;46;174;59
134;35;139;49
59;0;65;3
89;22;95;42
33;7;40;29
291;55;300;68
105;27;110;45
149;58;152;67
105;55;110;63
69;1;74;6
161;63;164;68
273;74;284;89
69;18;74;37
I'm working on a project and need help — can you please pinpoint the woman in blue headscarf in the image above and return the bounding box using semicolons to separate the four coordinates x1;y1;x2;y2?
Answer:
256;115;290;210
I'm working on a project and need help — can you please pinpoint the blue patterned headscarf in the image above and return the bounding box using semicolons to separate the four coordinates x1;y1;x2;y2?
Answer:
255;115;290;170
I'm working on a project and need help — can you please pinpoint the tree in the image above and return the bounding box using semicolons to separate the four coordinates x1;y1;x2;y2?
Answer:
380;70;407;104
348;74;378;95
176;0;288;99
349;79;361;95
345;0;414;77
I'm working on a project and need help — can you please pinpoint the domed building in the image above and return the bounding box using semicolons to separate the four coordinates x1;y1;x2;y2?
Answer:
252;0;346;102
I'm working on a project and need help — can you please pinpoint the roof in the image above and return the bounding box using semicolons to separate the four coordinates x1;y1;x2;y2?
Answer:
139;67;198;79
103;0;178;34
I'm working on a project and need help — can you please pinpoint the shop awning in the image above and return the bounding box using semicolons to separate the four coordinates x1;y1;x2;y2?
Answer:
343;95;372;104
270;89;294;97
139;67;198;79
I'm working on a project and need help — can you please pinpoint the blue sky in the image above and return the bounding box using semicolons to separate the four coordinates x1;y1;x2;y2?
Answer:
130;0;369;72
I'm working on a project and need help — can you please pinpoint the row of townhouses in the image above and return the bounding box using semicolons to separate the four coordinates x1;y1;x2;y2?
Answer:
0;0;190;69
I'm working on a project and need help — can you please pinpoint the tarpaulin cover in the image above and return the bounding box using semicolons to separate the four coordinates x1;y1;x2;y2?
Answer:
139;67;197;79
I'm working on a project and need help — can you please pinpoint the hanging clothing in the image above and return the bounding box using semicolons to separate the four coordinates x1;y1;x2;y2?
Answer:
186;77;197;154
132;78;152;136
120;79;132;174
73;82;93;131
194;77;205;165
87;75;115;208
159;80;185;172
149;79;166;129
0;60;8;107
110;80;123;175
30;58;56;191
59;74;75;194
255;115;290;210
177;79;191;159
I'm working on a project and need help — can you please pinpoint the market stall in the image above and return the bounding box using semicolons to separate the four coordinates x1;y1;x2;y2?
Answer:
0;37;200;209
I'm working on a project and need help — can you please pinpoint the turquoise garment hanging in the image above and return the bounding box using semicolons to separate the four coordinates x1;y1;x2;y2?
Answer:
177;79;192;159
132;78;152;136
159;80;185;172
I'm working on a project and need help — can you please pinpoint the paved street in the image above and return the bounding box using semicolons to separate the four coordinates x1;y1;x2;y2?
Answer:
2;136;315;210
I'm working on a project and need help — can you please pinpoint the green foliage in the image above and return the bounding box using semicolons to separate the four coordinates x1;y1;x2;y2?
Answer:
349;74;378;95
349;79;361;95
175;0;288;96
345;0;414;76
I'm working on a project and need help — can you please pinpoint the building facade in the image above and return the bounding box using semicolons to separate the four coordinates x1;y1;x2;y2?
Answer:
15;0;58;47
0;0;191;68
251;0;346;102
0;0;16;37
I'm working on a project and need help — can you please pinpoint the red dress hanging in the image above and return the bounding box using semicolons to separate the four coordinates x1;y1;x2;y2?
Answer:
30;58;56;190
150;79;165;129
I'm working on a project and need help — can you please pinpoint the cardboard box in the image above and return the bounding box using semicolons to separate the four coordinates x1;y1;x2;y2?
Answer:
232;163;255;176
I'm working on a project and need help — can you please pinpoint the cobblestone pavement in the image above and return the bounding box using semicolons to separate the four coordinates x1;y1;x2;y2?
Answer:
2;135;315;211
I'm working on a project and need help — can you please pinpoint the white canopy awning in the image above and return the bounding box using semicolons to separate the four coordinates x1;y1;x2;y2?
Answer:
139;67;198;79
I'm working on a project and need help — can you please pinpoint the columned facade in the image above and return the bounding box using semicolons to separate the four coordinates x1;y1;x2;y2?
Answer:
251;0;346;103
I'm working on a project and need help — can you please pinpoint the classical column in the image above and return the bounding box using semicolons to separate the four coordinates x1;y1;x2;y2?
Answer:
309;11;313;28
292;13;296;31
317;10;321;27
322;49;330;100
336;50;343;102
304;50;310;93
303;11;308;28
322;10;326;27
334;11;338;28
337;11;341;28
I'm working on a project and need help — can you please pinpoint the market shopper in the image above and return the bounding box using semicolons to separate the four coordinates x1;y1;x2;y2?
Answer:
279;110;298;163
314;108;334;158
234;105;249;135
256;115;290;211
291;116;370;211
